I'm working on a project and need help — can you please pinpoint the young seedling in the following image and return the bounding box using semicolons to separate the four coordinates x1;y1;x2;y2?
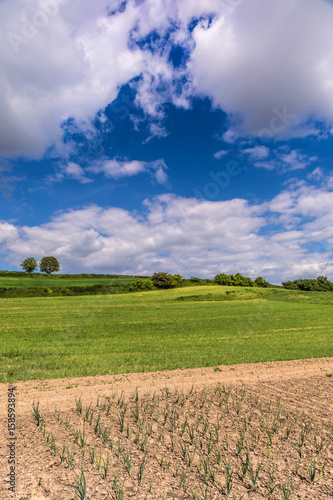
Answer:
59;444;67;464
279;476;293;499
75;397;83;416
247;453;262;491
66;447;75;471
307;454;317;485
139;452;148;484
84;403;92;422
66;466;87;500
88;445;96;465
223;458;233;496
266;467;279;498
32;401;42;426
122;449;132;475
240;450;249;482
65;414;71;429
102;454;110;481
112;473;125;500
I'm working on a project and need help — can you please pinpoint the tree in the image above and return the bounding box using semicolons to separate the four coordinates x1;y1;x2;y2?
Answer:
152;272;184;289
214;273;232;286
20;257;38;274
255;276;270;288
39;256;60;274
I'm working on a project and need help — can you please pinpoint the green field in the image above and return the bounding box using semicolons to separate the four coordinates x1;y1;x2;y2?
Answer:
0;285;332;383
0;275;145;289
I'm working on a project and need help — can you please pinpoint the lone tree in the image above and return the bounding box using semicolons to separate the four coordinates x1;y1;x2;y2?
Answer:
20;257;38;274
39;256;60;274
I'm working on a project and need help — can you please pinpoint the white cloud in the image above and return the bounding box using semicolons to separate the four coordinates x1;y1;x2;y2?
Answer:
47;162;93;184
243;146;269;161
2;0;333;160
253;148;317;173
188;0;333;138
0;0;144;158
2;182;333;283
307;167;324;180
88;158;168;185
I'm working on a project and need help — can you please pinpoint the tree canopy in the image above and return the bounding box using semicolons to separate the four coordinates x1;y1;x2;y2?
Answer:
20;257;38;274
39;256;60;274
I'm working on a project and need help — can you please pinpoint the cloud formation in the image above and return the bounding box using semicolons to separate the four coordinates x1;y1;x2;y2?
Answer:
2;0;333;161
1;180;333;283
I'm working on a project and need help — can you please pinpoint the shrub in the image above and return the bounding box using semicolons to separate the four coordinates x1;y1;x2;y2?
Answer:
215;272;254;287
190;277;203;283
152;272;184;289
254;276;270;287
282;276;333;291
128;280;154;292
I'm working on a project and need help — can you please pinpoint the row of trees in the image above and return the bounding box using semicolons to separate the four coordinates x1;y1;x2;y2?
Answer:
20;256;60;275
282;276;333;291
128;273;185;291
129;272;270;291
214;273;270;287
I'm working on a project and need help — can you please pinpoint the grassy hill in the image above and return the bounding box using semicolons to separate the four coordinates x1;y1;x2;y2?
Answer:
0;285;332;383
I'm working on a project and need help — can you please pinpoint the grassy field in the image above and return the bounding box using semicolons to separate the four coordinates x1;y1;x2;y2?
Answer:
0;275;146;289
0;285;332;383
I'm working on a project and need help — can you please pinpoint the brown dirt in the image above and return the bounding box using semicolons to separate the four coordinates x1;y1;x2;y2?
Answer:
0;357;332;499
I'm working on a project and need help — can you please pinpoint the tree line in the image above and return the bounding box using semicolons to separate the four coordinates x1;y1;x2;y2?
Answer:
282;276;333;291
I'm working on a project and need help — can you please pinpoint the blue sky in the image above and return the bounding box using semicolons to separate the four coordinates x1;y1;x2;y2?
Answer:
1;0;333;283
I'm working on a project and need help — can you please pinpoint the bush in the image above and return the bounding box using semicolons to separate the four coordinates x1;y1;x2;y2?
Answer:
215;272;254;287
190;277;203;283
282;276;333;291
214;273;232;286
152;272;185;289
254;276;270;288
127;280;154;292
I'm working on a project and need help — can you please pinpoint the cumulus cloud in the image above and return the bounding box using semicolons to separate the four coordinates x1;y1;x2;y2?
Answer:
243;146;269;161
252;148;317;173
188;0;333;138
1;182;333;283
88;158;169;185
3;0;333;162
0;0;144;158
47;162;93;184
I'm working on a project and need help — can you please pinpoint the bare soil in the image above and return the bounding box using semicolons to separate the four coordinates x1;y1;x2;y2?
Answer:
0;357;332;500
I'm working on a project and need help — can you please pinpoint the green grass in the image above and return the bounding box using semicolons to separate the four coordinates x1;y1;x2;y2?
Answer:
0;285;332;383
0;276;146;289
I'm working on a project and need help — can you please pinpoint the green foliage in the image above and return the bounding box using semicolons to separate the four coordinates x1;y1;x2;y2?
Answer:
214;273;231;286
189;277;203;283
214;272;254;287
20;257;38;274
127;279;154;292
0;284;127;299
282;276;333;292
255;276;270;288
152;272;185;289
39;256;60;274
